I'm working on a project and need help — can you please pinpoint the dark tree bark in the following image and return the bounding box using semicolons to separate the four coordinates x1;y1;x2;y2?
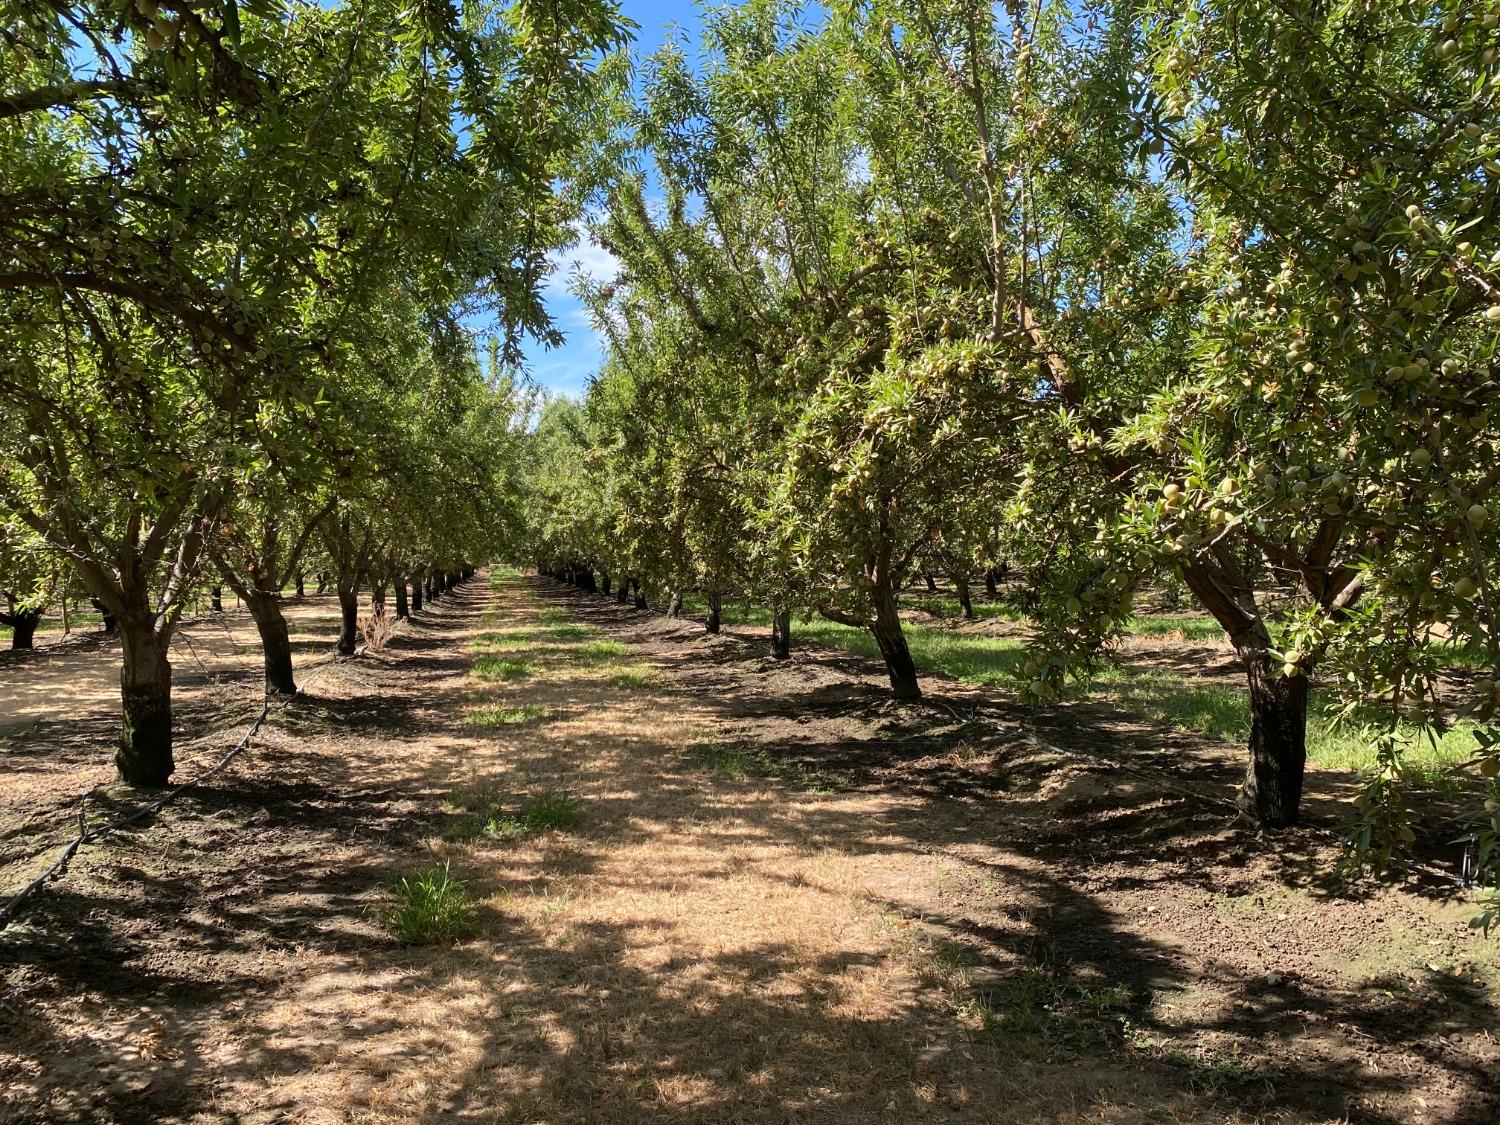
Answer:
601;573;612;597
924;572;938;593
615;580;629;604
210;586;223;613
873;585;921;700
117;616;174;786
337;581;359;656
394;579;409;619
706;592;722;634
91;599;117;634
771;608;791;661
632;578;647;610
294;573;305;598
985;570;998;599
2;604;42;650
410;573;424;613
956;576;976;620
371;581;387;612
317;571;329;593
1238;661;1310;827
244;590;296;695
667;589;683;617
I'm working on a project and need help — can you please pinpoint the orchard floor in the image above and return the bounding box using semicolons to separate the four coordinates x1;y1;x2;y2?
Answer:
2;571;1498;1124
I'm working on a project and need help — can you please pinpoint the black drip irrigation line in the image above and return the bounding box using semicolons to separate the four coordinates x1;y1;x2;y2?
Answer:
925;698;1473;893
0;639;379;932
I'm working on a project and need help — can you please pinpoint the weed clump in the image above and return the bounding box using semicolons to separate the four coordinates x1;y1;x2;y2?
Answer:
383;862;478;944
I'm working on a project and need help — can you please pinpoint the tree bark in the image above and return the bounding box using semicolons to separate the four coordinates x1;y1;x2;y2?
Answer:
1238;660;1309;827
92;599;117;634
410;573;424;613
244;590;296;695
3;607;42;650
295;573;305;598
772;607;791;660
601;573;612;597
210;586;223;613
337;582;359;656
394;579;409;619
117;617;174;786
956;576;976;620
985;570;998;599
924;572;937;593
667;589;683;617
706;592;722;634
632;578;647;610
317;571;329;593
872;584;921;699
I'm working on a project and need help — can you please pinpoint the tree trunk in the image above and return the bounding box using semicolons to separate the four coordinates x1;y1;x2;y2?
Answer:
632;579;647;610
616;580;629;604
4;608;42;650
1238;660;1309;827
317;571;329;593
371;582;388;612
92;599;117;635
394;579;409;619
985;570;999;599
706;592;722;634
956;576;976;620
117;618;174;786
872;585;921;700
924;572;937;593
210;586;223;613
601;573;612;597
410;574;424;613
772;608;791;660
245;590;296;695
337;583;359;656
667;589;683;617
295;573;305;598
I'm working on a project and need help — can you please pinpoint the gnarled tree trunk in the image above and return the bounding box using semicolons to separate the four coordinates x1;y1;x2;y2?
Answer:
337;581;359;656
771;607;791;661
1238;658;1310;827
244;590;296;695
873;584;921;700
3;603;42;650
956;576;976;620
117;616;174;786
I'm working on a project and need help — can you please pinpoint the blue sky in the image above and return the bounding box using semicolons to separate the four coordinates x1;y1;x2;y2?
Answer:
520;0;707;397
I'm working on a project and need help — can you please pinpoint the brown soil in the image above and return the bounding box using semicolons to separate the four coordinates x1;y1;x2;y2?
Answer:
1;573;1496;1124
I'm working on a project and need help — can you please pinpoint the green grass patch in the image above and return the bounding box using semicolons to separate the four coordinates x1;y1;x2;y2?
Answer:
471;655;530;680
609;666;657;689
449;790;583;843
1126;614;1227;642
382;862;478;944
1092;666;1478;785
464;703;551;728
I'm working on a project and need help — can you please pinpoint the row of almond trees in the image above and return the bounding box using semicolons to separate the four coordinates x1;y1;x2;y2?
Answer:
523;0;1500;908
0;0;626;785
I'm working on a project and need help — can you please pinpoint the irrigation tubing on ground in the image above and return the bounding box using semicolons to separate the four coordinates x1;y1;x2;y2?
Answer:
0;594;440;932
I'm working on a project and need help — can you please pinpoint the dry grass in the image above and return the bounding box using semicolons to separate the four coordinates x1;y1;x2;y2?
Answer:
181;576;1200;1124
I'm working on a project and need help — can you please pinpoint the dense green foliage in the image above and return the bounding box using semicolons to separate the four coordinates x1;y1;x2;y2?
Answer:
0;0;624;780
521;0;1500;913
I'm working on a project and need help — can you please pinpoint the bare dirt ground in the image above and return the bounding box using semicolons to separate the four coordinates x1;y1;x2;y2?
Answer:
2;572;1497;1124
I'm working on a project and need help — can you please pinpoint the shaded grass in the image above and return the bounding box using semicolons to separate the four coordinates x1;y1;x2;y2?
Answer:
1092;666;1479;786
471;655;531;681
465;702;551;728
448;789;584;843
609;666;658;689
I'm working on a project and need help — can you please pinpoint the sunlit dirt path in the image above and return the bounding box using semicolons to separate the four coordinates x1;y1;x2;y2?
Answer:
3;571;1497;1124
